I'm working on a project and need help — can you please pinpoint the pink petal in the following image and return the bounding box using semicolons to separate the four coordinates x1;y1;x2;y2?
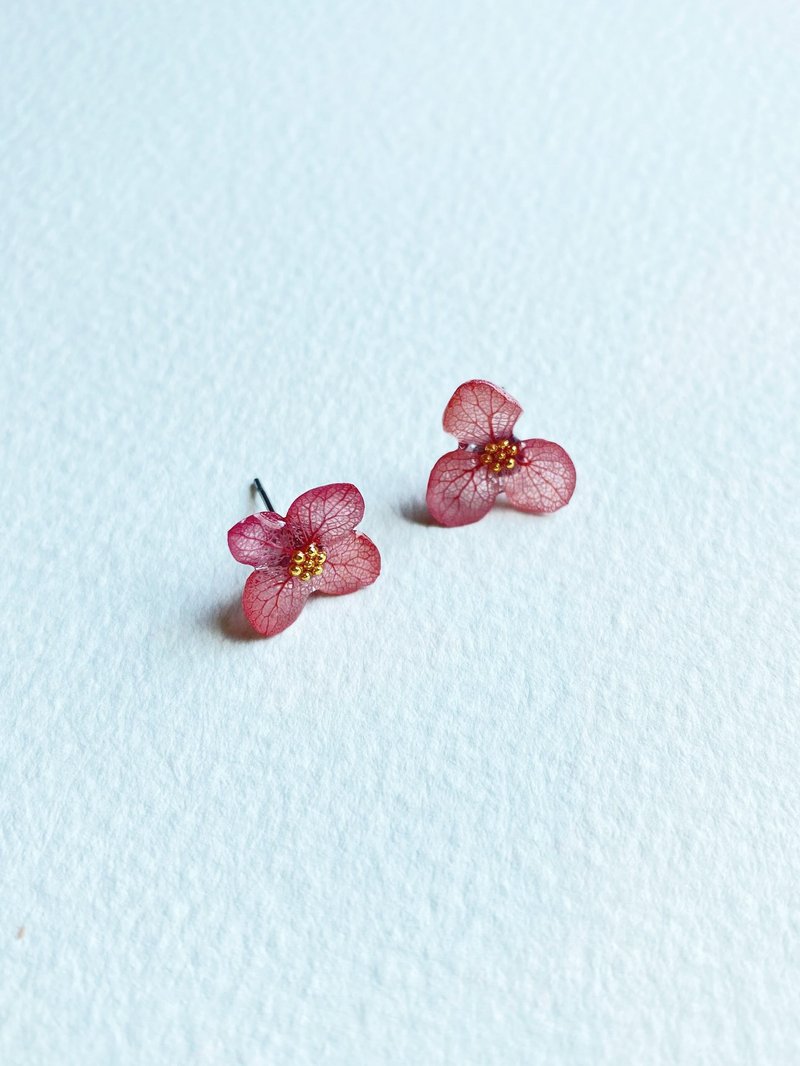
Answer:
442;379;523;445
285;483;365;545
426;449;501;527
504;439;576;514
227;511;291;567
316;532;381;595
241;567;311;637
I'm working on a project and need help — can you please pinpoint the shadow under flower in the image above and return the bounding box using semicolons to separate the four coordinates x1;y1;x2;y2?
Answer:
206;594;262;642
397;497;438;527
205;589;328;643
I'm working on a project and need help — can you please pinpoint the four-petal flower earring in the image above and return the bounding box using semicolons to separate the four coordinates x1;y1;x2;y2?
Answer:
228;479;381;637
426;379;576;527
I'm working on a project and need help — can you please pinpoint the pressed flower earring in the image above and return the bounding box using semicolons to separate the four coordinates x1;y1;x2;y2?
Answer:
228;479;381;637
426;379;576;527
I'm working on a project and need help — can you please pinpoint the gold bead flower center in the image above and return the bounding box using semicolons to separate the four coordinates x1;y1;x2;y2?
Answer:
480;438;518;473
288;543;327;582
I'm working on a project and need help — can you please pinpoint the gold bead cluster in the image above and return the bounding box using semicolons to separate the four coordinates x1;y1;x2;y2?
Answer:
288;543;327;582
480;438;518;473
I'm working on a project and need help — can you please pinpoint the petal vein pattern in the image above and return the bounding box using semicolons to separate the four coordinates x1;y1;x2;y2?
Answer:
426;450;501;526
285;483;365;544
242;568;311;636
227;512;290;568
317;532;381;595
442;379;522;444
505;439;577;514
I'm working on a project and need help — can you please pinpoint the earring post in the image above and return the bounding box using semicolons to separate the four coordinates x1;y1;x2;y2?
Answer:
253;478;275;512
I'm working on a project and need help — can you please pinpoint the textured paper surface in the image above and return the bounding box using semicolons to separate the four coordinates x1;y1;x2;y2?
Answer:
1;1;798;1063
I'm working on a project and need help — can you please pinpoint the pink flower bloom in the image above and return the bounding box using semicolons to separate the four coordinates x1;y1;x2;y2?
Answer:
426;379;576;527
228;483;381;637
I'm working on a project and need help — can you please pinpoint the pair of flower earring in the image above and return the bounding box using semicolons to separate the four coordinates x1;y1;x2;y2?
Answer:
227;379;577;637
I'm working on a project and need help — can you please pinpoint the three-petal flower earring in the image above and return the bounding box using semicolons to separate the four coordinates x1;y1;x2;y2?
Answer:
426;379;576;526
228;479;381;637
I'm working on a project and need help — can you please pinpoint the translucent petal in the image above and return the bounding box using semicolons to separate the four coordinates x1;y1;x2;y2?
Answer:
315;532;381;595
285;483;365;544
442;379;522;445
426;449;501;526
504;438;576;514
227;511;291;567
241;567;311;637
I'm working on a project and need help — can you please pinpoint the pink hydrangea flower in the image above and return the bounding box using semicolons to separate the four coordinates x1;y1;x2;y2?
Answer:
426;379;576;527
228;483;381;637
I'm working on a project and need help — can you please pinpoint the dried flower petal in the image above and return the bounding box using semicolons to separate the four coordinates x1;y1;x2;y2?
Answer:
317;532;381;595
442;379;522;445
504;439;576;514
426;449;501;527
227;511;291;568
285;483;365;545
242;567;311;637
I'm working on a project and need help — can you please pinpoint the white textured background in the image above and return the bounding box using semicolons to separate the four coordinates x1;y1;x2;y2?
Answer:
2;1;799;1063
